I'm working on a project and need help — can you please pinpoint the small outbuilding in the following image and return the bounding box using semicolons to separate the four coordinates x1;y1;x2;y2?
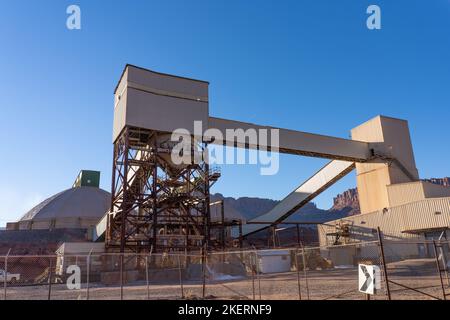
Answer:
257;250;291;274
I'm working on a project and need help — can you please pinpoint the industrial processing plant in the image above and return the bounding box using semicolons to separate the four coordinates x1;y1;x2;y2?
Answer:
1;1;449;303
0;64;448;301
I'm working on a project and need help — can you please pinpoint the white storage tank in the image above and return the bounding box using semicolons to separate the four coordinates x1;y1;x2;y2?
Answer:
257;250;291;274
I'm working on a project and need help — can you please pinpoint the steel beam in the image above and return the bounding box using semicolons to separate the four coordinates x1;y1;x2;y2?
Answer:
207;117;371;162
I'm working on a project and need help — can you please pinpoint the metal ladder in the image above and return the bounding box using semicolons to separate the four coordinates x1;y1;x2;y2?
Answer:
433;240;449;300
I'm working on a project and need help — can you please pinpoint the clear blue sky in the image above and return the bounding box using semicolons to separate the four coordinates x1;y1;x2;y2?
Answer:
1;0;449;226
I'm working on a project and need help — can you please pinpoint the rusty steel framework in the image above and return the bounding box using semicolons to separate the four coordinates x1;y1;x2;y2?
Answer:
106;126;221;253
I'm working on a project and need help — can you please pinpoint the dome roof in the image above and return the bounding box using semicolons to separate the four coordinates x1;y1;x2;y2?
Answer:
20;187;111;222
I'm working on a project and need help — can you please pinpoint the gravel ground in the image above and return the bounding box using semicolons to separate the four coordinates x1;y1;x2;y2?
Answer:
2;263;447;300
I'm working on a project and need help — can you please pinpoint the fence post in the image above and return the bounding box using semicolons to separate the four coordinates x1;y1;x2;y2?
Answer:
86;250;92;300
257;267;262;300
300;243;310;300
377;227;391;300
48;257;53;300
4;248;11;300
295;249;302;300
120;253;124;300
251;252;256;300
47;258;52;300
147;246;153;300
202;245;207;299
145;255;150;300
177;254;184;299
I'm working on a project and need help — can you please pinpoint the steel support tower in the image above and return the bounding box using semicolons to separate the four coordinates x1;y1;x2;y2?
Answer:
106;126;220;253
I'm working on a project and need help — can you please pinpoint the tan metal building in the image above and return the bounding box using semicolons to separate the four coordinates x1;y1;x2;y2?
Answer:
317;115;450;262
319;181;450;247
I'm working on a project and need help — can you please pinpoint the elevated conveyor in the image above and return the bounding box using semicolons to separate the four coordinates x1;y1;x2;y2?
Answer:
234;160;356;237
207;117;370;162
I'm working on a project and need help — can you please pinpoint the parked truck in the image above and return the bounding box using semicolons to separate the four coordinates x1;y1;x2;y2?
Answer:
0;269;21;283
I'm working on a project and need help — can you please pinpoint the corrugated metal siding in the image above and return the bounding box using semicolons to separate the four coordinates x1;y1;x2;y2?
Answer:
58;242;105;254
401;198;450;231
319;197;450;246
387;182;425;207
18;218;99;231
356;167;391;214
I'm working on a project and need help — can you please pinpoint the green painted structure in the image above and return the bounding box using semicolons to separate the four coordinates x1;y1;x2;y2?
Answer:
73;170;101;188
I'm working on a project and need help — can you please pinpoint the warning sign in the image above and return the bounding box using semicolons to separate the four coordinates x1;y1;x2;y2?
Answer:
358;264;381;295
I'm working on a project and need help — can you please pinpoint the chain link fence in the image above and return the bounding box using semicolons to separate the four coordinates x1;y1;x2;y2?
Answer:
382;239;450;300
1;239;449;300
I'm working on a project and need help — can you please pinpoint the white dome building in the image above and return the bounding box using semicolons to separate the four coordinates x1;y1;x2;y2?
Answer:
6;171;110;231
